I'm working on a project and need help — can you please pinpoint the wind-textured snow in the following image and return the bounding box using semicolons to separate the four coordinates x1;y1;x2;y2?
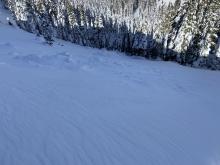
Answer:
1;5;220;165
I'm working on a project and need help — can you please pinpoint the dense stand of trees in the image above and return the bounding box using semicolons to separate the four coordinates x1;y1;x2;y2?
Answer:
166;0;220;69
1;0;220;69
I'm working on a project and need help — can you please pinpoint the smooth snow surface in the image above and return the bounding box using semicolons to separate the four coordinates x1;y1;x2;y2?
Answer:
1;6;220;165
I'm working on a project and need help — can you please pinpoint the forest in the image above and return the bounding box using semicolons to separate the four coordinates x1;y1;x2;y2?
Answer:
2;0;220;69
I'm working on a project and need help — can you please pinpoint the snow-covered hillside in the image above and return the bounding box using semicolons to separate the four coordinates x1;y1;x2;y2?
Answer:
1;4;220;165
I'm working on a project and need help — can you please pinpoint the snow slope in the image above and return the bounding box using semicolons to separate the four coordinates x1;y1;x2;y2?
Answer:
1;5;220;165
